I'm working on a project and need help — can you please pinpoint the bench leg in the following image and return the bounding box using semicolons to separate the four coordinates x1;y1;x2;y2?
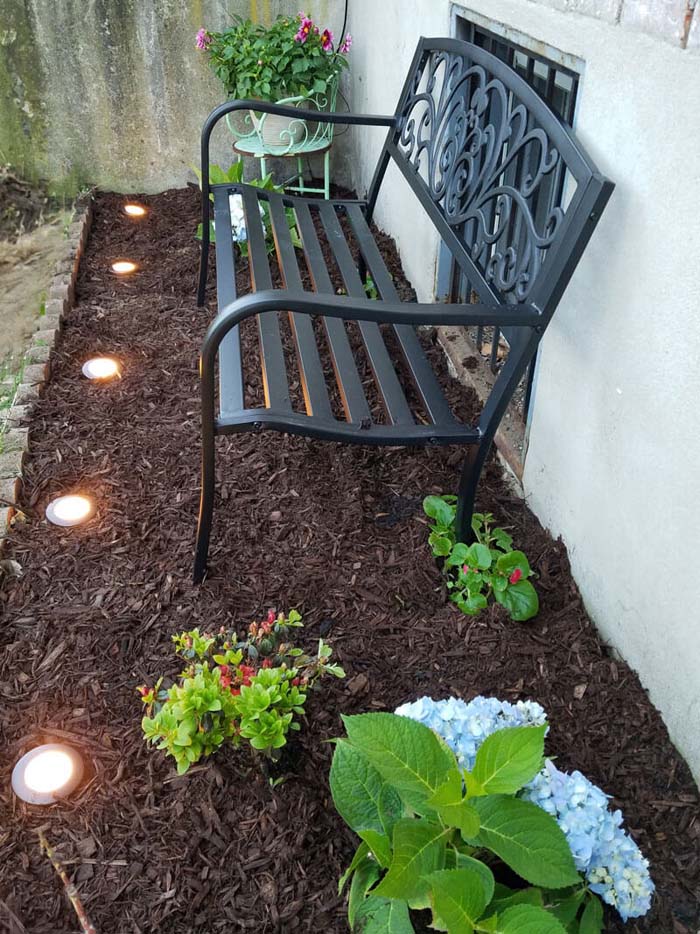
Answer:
455;444;487;545
193;426;216;584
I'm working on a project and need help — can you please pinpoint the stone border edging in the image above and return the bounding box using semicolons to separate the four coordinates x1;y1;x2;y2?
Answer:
0;193;94;544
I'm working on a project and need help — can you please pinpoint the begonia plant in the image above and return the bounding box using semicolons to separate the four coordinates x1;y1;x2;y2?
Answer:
424;497;539;621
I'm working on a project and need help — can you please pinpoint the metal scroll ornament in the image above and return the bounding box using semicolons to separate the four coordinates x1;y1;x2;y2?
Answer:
398;50;565;300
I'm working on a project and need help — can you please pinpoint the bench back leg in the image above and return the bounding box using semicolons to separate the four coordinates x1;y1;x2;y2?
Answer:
455;445;483;545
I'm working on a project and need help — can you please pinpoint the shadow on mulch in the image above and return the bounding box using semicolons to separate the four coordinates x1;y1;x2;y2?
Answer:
0;189;697;934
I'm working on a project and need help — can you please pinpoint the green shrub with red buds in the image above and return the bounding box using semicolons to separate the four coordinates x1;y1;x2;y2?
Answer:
139;610;344;774
423;497;539;622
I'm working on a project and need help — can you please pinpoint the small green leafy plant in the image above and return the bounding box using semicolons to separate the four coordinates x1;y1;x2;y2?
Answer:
193;161;301;255
139;610;344;775
423;496;539;622
331;713;602;933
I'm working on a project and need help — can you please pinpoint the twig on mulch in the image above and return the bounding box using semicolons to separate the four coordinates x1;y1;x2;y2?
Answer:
37;830;97;934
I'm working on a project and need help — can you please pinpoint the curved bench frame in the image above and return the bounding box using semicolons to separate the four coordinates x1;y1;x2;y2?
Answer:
194;36;614;583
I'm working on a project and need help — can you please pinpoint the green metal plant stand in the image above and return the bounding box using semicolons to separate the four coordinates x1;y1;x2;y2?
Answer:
226;81;338;199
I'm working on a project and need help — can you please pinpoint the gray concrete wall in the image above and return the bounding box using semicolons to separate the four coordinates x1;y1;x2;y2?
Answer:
346;0;700;783
0;0;341;193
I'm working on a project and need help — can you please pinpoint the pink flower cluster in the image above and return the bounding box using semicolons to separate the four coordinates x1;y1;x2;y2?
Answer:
295;14;316;43
195;28;212;51
294;13;352;54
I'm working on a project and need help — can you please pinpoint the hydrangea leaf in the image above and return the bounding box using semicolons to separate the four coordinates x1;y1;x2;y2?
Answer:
469;796;580;888
330;740;402;835
470;725;546;795
579;895;604;934
493;580;539;621
548;890;586;924
342;713;455;812
427;868;489;932
372;819;450;900
427;770;480;837
359;830;392;869
489;886;544;913
453;853;495;905
358;898;415;933
348;856;381;928
495;904;568;933
338;841;370;894
379;782;404;839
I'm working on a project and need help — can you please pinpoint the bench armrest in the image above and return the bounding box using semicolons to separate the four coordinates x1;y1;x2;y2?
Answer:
201;290;542;368
203;99;397;140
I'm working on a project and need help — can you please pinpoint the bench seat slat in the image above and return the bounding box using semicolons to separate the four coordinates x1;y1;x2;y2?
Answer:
212;186;244;414
315;201;414;428
343;204;457;427
240;186;291;412
293;200;372;426
267;193;333;419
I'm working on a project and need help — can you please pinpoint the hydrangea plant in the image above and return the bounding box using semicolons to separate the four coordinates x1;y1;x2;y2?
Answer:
423;497;539;621
396;695;655;925
139;610;344;774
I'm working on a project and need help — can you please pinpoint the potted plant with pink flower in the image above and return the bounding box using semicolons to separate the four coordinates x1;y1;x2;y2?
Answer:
196;13;351;147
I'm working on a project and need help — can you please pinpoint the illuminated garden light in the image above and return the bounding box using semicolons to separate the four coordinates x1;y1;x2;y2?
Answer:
45;494;95;528
123;203;146;217
111;260;137;275
82;357;121;380
12;744;84;805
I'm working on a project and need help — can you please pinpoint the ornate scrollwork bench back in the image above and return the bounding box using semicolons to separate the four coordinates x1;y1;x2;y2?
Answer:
367;37;612;318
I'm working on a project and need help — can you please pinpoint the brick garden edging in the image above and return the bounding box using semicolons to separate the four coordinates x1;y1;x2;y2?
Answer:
0;193;94;545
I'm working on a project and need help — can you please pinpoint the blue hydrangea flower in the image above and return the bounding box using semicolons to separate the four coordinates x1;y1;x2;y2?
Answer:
394;694;548;770
395;695;654;921
523;761;654;921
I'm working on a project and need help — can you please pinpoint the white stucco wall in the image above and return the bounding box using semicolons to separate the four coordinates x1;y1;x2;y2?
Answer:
346;1;700;783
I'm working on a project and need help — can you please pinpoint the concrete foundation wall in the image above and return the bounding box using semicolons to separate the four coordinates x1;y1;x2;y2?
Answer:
346;0;700;783
0;0;342;193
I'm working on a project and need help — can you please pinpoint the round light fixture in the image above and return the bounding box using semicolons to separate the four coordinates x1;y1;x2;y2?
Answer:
111;260;137;275
12;744;84;805
46;494;95;528
123;203;146;217
82;357;121;380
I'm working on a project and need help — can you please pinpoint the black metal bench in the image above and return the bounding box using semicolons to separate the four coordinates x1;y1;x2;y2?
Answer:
193;36;613;583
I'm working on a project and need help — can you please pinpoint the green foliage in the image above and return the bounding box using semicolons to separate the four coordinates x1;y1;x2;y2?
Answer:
192;160;301;255
423;497;539;622
331;712;590;934
139;610;344;774
201;14;349;102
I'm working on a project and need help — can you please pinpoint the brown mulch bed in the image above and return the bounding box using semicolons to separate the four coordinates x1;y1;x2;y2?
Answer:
0;188;697;934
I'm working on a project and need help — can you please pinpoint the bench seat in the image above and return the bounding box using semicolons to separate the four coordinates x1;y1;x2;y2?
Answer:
210;182;477;446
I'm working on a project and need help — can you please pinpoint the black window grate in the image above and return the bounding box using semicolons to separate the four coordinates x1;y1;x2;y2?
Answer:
450;18;580;423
